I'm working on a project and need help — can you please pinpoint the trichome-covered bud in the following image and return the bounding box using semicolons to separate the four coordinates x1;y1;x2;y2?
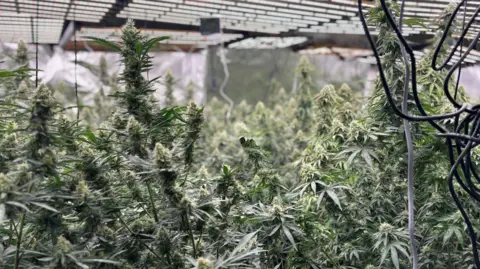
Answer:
16;40;29;66
154;142;171;168
0;173;12;193
254;102;266;114
180;195;192;210
165;70;176;107
32;84;55;108
126;116;142;135
378;223;394;233
76;142;96;160
121;18;137;36
54;236;73;254
75;179;90;200
17;80;30;97
196;257;214;269
38;148;56;166
109;110;126;129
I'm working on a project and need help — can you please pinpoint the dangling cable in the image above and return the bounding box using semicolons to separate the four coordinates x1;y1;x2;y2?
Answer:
455;0;467;100
358;0;480;266
217;23;233;120
398;0;419;267
73;0;79;122
35;0;39;88
292;70;298;93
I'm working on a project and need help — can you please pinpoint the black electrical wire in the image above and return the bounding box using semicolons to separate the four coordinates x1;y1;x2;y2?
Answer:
74;1;79;122
357;0;467;133
398;0;418;266
35;0;39;88
357;0;480;267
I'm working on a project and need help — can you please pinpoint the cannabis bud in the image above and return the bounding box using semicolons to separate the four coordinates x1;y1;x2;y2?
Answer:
199;186;210;198
38;148;57;166
126;116;142;135
431;192;442;202
269;199;284;217
76;142;95;160
233;122;248;135
156;228;173;254
121;18;137;37
154;143;171;168
16;39;29;66
297;55;315;78
421;245;432;253
0;173;12;193
75;179;90;200
338;83;353;101
15;162;32;185
131;216;155;233
378;223;394;233
180;195;193;210
17;80;30;96
32;84;55;108
236;100;251;116
254;102;266;114
0;133;18;149
55;236;73;254
110;110;126;129
165;70;176;106
196;257;214;269
197;165;210;180
101;226;115;241
316;84;339;106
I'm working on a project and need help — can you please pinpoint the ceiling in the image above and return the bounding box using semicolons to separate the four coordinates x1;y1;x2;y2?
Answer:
0;0;479;63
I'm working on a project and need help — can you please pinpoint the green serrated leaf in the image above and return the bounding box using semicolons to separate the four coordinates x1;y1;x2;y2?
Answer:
282;225;297;250
85;36;121;51
326;190;342;210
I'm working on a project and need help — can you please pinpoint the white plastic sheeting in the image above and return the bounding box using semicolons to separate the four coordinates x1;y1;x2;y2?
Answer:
1;42;480;104
0;43;208;105
458;67;480;100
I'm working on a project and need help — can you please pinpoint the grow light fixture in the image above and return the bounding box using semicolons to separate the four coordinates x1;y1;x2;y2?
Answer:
228;36;308;49
0;0;116;43
0;11;63;44
118;0;377;33
0;0;114;23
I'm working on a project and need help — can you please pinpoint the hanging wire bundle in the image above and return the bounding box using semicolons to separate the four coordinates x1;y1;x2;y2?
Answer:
358;0;480;267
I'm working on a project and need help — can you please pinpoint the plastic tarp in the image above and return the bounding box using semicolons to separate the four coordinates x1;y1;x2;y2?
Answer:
0;43;208;106
1;42;479;104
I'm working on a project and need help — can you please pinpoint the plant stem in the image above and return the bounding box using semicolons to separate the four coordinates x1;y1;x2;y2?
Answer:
8;219;13;246
183;214;196;258
14;184;33;269
195;226;204;253
321;248;341;269
14;210;27;269
146;182;159;222
118;215;166;263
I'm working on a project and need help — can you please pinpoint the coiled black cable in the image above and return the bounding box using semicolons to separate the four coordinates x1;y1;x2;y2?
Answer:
357;0;480;267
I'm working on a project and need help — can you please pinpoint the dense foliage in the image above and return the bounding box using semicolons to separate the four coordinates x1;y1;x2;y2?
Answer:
0;6;478;269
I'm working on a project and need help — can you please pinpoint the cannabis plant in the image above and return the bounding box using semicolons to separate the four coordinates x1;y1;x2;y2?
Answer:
1;8;474;269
